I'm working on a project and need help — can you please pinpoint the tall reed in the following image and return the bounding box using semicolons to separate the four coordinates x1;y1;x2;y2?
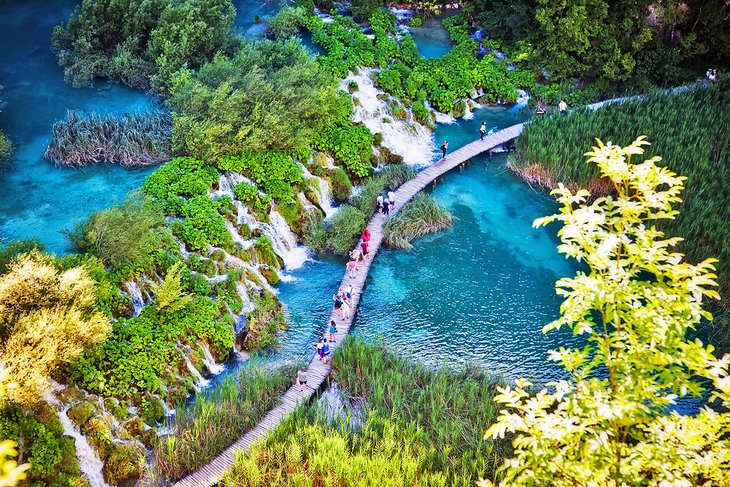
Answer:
384;193;454;249
153;363;296;481
44;110;172;167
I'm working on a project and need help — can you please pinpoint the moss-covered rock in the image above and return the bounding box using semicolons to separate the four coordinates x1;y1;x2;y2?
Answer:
452;99;467;118
123;417;145;437
259;266;280;286
328;167;352;202
34;401;64;436
210;248;227;262
102;442;145;485
58;436;81;476
57;386;85;405
103;397;129;422
237;223;252;240
139;395;165;426
82;416;114;459
140;427;159;449
67;400;96;427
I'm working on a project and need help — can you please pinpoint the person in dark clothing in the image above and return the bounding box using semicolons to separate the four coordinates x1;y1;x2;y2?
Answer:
441;140;448;159
480;122;486;141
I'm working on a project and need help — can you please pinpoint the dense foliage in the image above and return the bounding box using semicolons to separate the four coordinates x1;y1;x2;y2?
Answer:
484;138;730;486
52;0;237;92
0;86;11;166
0;251;110;405
512;81;730;318
383;193;453;250
224;338;509;486
467;0;730;85
154;364;295;480
45;110;172;167
168;39;341;160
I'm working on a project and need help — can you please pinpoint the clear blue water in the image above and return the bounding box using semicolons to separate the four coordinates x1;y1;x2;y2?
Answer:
274;104;585;384
409;18;453;59
0;0;156;254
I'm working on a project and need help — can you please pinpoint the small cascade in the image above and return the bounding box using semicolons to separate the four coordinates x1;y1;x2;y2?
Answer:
297;193;320;220
513;89;530;110
200;343;225;376
125;281;145;316
243;210;308;270
226;221;254;250
426;99;456;125
181;351;209;391
342;68;435;167
211;172;248;199
299;165;337;218
463;101;474;119
44;387;110;487
236;282;256;313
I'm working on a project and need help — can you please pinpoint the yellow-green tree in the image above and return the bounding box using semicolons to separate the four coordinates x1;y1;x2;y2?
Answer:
483;137;730;486
0;367;29;486
0;251;110;405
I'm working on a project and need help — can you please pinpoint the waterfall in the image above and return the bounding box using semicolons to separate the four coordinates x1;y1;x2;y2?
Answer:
181;351;209;390
425;99;456;125
210;172;248;199
200;343;225;375
227;221;254;250
236;282;256;313
243;210;308;270
299;164;337;218
125;281;144;316
44;386;110;487
342;68;435;167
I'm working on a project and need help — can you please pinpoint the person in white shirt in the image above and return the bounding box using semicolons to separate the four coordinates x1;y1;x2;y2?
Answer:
558;99;567;114
387;190;395;210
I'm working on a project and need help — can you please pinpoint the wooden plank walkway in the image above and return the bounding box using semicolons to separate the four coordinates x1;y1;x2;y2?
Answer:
172;123;524;487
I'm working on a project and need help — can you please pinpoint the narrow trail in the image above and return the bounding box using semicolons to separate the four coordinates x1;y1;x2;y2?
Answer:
173;123;525;487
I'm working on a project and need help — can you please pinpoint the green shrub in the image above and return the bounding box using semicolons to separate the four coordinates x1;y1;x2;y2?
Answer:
244;290;287;349
233;182;271;214
0;130;12;164
377;164;415;190
267;6;308;39
328;167;352;202
326;205;366;255
350;177;384;220
383;193;454;250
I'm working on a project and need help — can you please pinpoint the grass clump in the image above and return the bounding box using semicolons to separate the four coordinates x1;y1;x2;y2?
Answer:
511;79;730;321
224;338;509;486
383;193;453;250
153;363;296;481
44;110;172;167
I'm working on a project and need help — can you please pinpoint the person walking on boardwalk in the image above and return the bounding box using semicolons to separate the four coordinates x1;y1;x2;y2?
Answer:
341;299;351;319
329;320;337;342
345;284;354;305
480;121;486;141
362;227;371;243
347;258;357;278
387;189;396;211
297;367;307;391
333;292;344;316
376;193;383;212
441;140;448;159
316;339;325;361
361;239;369;259
382;196;390;215
322;339;331;364
558;99;567;114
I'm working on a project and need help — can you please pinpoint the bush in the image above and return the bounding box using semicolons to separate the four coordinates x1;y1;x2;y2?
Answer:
377;164;415;190
0;130;12;164
328;167;352;202
267;6;308;39
326;205;366;255
350;177;384;220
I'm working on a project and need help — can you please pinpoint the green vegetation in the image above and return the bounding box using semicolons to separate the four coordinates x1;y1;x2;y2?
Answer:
0;402;83;486
154;364;295;481
467;0;729;86
44;110;172;167
384;193;453;250
52;0;237;92
224;338;509;486
483;138;730;486
0;250;110;405
511;81;730;318
0;86;12;166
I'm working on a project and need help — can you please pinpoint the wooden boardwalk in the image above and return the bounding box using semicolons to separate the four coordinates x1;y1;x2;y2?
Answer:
172;123;524;487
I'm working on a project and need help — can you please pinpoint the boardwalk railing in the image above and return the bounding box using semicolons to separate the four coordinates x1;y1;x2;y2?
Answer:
172;123;525;487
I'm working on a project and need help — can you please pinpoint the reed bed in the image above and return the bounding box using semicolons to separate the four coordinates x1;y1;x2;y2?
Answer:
153;363;296;481
384;193;454;249
512;79;730;316
44;110;172;167
224;338;509;486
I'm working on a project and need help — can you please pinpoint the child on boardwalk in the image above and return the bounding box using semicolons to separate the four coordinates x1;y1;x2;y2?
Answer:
329;320;337;342
480;121;486;141
297;368;307;391
382;198;390;215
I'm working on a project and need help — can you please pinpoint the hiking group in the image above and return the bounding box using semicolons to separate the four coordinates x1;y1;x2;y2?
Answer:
376;189;396;216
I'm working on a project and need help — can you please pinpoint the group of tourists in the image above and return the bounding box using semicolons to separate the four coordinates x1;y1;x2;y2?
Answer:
376;189;397;216
707;68;718;81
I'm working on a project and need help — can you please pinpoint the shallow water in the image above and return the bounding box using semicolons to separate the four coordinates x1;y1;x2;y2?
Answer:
0;0;156;253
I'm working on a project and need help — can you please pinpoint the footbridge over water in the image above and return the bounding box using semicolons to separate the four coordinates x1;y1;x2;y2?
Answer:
173;122;525;487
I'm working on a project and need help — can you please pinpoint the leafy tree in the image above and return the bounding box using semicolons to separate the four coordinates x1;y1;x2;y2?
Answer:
0;251;110;404
531;0;653;81
482;137;730;486
168;38;339;160
66;194;167;272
